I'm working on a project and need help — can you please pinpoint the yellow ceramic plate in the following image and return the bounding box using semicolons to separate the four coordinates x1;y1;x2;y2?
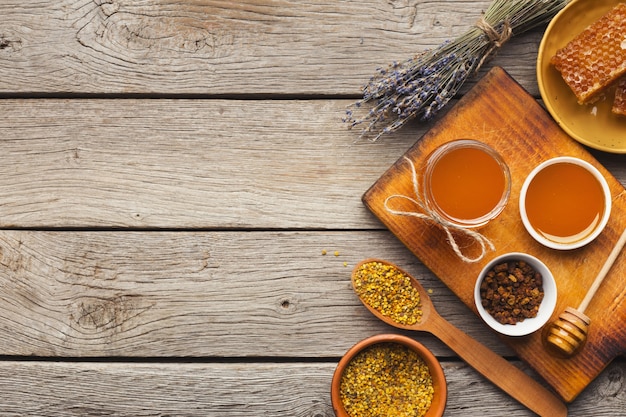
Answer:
537;0;626;153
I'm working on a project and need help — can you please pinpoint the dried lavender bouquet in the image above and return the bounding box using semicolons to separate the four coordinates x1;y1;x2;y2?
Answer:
345;0;570;141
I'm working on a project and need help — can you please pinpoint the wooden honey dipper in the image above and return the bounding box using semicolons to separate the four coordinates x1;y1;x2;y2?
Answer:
544;227;626;358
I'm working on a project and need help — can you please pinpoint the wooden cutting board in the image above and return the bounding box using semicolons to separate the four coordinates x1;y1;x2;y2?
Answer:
362;67;626;403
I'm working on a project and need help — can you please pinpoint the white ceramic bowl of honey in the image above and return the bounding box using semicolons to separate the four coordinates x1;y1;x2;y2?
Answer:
422;139;511;228
519;156;611;250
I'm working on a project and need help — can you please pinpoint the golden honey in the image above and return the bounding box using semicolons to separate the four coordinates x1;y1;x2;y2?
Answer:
423;140;510;227
524;162;605;244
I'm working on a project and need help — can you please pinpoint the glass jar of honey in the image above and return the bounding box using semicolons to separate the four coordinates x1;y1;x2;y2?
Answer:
422;139;511;228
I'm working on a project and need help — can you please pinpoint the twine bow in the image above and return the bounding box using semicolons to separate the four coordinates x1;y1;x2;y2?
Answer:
384;156;495;263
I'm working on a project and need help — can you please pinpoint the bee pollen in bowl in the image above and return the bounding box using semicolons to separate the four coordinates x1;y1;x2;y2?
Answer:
339;342;435;417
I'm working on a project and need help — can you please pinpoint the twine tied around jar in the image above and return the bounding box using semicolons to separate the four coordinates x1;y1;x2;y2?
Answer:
384;156;495;263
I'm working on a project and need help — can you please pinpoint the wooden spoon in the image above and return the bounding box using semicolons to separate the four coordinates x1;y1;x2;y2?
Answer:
352;259;567;417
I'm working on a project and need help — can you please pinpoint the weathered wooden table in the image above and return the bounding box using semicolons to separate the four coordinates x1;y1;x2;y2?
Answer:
0;1;623;416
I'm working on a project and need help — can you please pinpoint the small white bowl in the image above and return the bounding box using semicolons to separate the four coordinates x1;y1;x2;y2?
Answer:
474;253;557;337
519;156;611;250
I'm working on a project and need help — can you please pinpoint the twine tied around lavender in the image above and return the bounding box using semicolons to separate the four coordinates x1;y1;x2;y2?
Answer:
475;16;512;68
343;0;570;141
384;156;495;263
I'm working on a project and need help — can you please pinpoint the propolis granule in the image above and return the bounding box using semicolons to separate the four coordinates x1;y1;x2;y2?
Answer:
479;260;544;325
340;342;434;417
353;261;423;325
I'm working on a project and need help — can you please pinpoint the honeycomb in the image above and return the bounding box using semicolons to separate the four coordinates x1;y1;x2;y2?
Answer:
550;3;626;104
613;77;626;115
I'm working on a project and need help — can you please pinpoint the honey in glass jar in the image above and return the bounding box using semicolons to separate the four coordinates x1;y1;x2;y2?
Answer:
422;140;511;228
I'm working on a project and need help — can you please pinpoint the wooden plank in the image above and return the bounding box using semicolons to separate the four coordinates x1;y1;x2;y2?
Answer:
0;0;545;95
0;99;624;230
0;359;622;416
362;67;626;402
0;229;510;358
0;98;428;229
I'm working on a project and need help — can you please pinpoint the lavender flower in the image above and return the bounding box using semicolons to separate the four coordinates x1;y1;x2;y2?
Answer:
345;0;570;141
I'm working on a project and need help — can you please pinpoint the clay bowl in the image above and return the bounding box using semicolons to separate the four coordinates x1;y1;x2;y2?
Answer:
331;334;447;417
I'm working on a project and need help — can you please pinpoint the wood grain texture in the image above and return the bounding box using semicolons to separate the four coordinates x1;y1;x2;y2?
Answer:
0;360;621;417
0;98;622;230
0;229;512;358
1;0;625;415
363;67;626;402
0;98;412;228
0;0;544;95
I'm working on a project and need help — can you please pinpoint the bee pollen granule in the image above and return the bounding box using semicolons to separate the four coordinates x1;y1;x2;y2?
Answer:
353;261;423;325
339;342;434;417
